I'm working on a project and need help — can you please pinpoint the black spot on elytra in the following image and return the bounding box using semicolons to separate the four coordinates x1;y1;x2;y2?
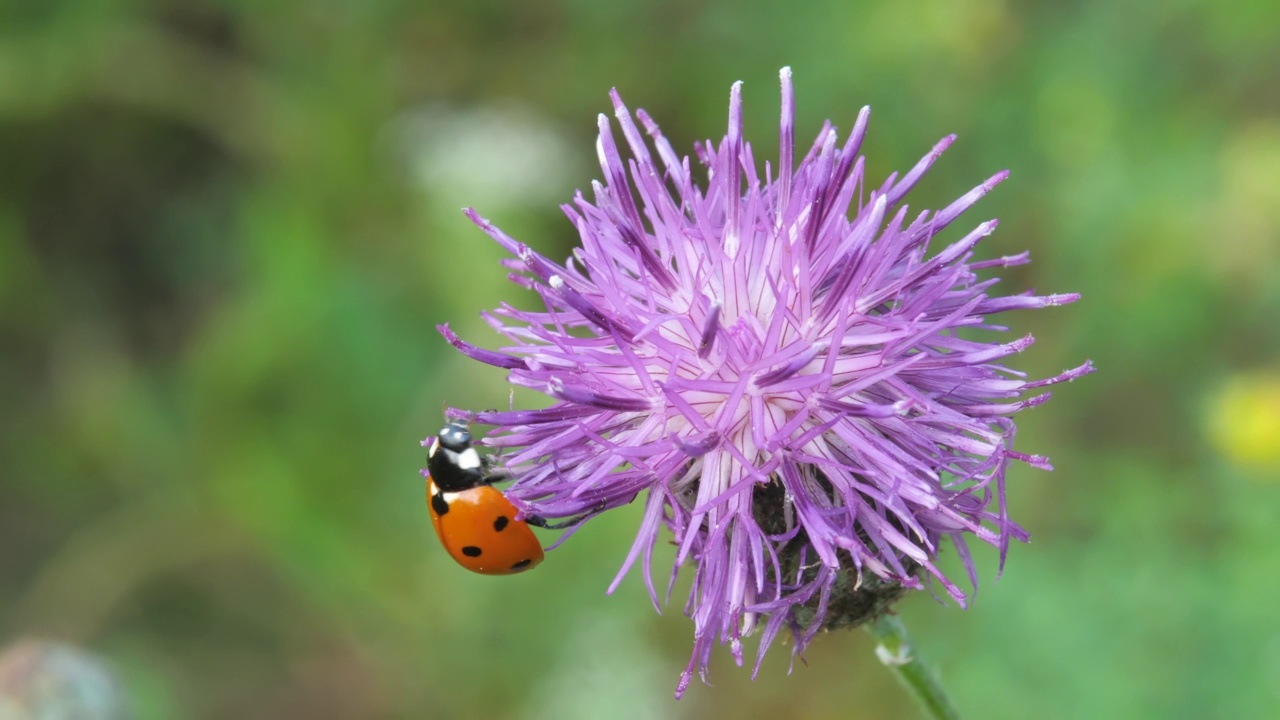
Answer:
461;546;483;557
510;559;532;570
493;516;509;532
431;493;450;516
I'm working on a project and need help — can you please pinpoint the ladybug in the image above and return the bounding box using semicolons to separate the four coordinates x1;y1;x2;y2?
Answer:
424;422;545;575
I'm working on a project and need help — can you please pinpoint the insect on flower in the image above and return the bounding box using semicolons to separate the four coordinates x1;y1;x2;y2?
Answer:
423;422;546;575
422;421;600;575
435;68;1092;697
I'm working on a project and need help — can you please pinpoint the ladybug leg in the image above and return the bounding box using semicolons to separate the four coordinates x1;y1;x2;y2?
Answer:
523;514;582;530
480;469;516;485
478;452;517;483
524;500;609;530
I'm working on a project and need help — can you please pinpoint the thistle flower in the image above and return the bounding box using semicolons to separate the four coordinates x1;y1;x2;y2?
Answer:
439;68;1091;697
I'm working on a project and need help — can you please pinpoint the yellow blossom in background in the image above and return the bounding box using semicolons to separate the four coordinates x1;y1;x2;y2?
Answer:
1208;371;1280;471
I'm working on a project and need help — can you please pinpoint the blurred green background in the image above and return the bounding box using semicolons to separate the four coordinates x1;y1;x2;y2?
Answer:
1;1;1277;718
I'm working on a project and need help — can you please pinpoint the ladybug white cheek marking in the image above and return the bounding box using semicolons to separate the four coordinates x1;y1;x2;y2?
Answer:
456;448;482;471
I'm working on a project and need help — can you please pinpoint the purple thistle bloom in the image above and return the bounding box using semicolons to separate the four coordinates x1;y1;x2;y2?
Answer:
439;68;1091;697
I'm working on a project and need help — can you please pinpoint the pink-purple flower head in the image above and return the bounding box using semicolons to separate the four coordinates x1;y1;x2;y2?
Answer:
437;68;1092;697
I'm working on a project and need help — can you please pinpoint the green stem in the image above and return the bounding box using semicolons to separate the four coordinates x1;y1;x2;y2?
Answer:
866;615;962;720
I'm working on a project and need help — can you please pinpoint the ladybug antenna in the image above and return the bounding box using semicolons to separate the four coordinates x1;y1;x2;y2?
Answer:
442;405;475;425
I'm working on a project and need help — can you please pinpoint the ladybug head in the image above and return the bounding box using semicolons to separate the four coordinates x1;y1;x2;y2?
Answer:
428;422;485;491
436;422;472;454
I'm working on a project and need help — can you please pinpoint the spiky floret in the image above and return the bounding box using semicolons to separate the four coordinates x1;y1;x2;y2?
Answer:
440;68;1091;697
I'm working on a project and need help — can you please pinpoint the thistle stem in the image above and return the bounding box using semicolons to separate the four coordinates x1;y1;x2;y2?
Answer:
866;615;962;720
